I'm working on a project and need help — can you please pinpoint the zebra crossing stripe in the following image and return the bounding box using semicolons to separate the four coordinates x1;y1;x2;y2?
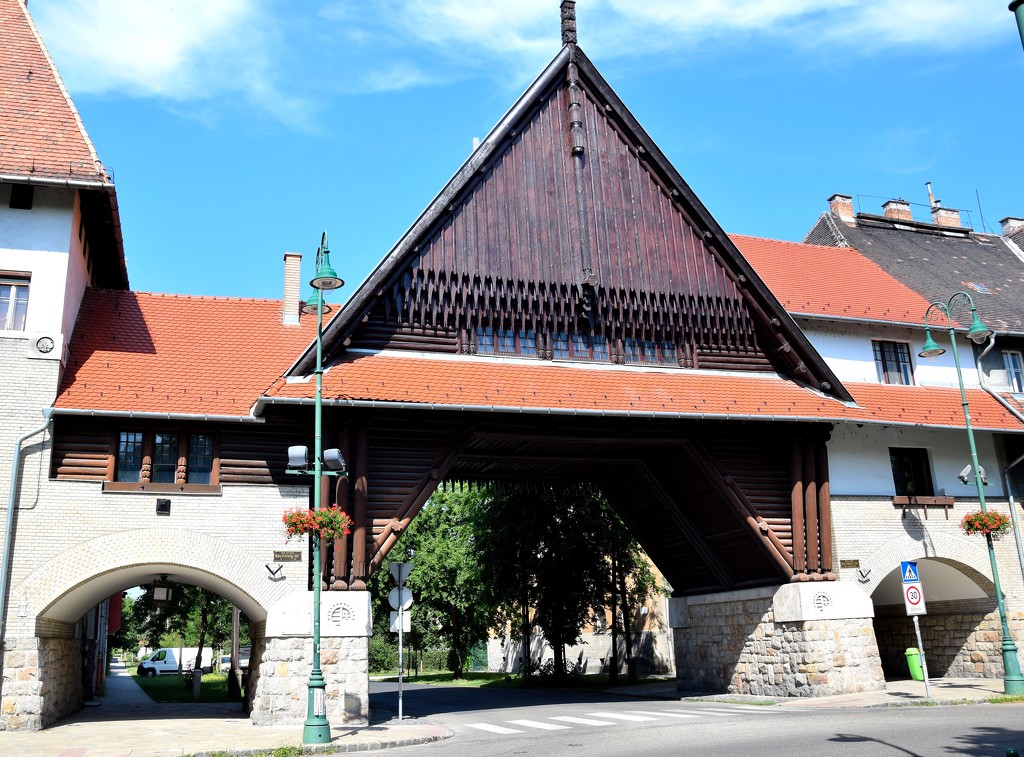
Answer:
506;719;572;730
465;723;523;734
625;709;699;719
586;711;658;722
550;715;617;726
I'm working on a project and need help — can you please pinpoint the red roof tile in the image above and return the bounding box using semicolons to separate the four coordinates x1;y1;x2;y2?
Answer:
731;234;937;325
0;0;109;183
56;290;323;416
263;353;1023;432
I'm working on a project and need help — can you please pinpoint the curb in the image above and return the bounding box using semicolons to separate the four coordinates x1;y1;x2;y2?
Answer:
187;725;452;756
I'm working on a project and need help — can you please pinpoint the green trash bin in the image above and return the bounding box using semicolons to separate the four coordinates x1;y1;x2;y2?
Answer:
905;647;924;681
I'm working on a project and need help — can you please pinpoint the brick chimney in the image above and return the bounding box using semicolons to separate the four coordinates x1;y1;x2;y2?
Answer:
828;194;855;225
882;199;912;222
931;203;962;228
1001;217;1024;237
283;252;301;325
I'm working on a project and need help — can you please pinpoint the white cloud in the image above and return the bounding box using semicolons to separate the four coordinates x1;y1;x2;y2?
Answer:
31;0;317;128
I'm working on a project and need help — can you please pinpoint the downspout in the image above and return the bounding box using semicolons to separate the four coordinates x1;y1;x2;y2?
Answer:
976;337;1024;587
1;408;53;641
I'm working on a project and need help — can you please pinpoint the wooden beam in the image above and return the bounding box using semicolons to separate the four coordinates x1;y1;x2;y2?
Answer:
350;426;369;590
367;434;472;571
331;427;351;590
816;439;833;574
802;440;819;573
632;462;736;590
682;441;794;578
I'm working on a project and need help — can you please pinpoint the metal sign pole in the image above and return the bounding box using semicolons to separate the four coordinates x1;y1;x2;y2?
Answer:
912;615;931;699
398;597;404;721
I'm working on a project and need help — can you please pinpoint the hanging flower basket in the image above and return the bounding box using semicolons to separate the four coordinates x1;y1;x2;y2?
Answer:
959;510;1012;540
282;505;353;542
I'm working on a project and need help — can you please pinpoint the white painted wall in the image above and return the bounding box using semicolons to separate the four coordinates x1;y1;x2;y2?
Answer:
0;185;77;339
829;421;1004;497
797;319;982;388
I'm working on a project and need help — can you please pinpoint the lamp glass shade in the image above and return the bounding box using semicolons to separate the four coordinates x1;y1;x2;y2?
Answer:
919;330;945;359
153;585;172;603
300;291;333;316
966;311;993;344
311;249;345;290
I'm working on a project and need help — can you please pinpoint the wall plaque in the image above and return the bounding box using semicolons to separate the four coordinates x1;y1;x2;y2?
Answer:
839;559;860;569
274;550;301;562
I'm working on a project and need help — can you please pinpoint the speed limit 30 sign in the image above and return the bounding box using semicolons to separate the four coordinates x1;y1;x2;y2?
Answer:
901;561;927;616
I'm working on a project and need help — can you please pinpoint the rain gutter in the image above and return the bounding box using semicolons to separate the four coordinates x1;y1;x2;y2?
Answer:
0;173;113;190
1;409;53;641
52;408;264;423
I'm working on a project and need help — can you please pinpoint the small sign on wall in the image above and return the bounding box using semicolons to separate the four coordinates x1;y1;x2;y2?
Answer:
839;559;860;569
273;551;301;562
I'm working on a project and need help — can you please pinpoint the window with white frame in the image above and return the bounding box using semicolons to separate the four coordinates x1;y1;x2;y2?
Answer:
0;276;28;331
1004;351;1024;393
872;340;913;385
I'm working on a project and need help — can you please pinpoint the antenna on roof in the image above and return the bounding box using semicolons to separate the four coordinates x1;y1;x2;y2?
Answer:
561;1;577;45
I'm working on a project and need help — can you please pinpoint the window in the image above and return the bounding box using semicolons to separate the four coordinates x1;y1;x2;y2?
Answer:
551;331;610;362
8;184;33;210
0;277;29;331
475;326;536;357
873;340;913;385
889;448;934;497
116;432;143;483
112;430;217;489
1004;351;1024;393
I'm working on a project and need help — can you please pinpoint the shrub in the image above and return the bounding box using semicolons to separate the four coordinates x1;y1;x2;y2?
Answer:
368;637;397;673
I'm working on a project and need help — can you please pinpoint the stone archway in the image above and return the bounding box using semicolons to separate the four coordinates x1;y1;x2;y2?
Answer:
858;535;1002;680
2;529;294;730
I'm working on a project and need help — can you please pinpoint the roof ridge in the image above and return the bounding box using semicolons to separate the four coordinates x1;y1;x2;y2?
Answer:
729;233;848;253
88;288;288;305
12;0;109;184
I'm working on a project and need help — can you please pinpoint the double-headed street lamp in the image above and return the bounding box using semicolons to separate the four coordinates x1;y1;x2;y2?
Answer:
287;232;345;743
919;291;1024;695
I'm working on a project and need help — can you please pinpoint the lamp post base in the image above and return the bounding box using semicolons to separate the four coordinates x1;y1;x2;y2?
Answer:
1003;642;1024;696
303;676;331;744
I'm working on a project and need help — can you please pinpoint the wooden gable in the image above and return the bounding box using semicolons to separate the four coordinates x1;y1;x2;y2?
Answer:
296;45;849;399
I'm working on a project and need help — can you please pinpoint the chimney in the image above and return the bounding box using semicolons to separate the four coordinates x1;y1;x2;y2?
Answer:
828;194;855;225
1000;217;1024;237
882;199;913;222
283;252;301;325
931;203;962;228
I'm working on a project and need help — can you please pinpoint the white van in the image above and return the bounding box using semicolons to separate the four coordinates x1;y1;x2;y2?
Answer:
136;647;214;677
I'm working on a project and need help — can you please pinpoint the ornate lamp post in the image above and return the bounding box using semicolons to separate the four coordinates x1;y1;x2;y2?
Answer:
919;291;1024;695
296;232;345;743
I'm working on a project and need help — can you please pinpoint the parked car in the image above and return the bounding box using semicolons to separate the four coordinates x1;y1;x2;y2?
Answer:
136;647;214;677
218;655;232;673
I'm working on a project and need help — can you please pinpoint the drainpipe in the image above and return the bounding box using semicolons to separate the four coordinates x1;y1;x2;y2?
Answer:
977;337;1024;588
1;408;53;641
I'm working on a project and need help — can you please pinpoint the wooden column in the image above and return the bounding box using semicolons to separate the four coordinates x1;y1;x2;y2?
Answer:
331;427;351;590
790;442;806;573
802;440;819;573
816;439;833;575
350;426;369;591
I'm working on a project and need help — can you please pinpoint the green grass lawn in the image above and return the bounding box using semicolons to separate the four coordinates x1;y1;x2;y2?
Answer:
131;670;236;703
373;670;675;690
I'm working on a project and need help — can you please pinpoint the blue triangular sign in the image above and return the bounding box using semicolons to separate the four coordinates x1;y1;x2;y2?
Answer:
901;562;919;583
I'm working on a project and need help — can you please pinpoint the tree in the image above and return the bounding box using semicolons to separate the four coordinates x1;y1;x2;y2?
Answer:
389;486;497;678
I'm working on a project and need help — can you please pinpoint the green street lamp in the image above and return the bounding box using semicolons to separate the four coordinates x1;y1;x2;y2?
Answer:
1011;1;1024;53
920;291;1024;695
294;232;345;743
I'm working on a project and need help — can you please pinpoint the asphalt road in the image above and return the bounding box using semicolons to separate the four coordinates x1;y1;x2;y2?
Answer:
370;682;1024;756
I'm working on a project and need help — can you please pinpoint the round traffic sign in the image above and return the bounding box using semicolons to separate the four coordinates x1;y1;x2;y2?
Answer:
388;587;413;611
905;585;922;605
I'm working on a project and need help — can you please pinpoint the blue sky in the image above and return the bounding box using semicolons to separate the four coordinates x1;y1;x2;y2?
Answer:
29;1;1024;302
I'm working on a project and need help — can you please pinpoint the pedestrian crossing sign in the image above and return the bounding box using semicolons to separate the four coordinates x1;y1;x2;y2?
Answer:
901;561;919;583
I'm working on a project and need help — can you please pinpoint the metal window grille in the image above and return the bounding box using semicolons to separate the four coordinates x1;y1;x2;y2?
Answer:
116;432;143;483
152;433;179;483
187;434;214;484
873;340;913;385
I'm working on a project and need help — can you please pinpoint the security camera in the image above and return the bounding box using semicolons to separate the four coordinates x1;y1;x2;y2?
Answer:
958;464;972;484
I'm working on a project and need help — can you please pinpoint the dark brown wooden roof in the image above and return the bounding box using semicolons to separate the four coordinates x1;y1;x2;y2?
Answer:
296;44;849;402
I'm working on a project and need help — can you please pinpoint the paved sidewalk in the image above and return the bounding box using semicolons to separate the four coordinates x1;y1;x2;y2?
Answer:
0;672;1011;757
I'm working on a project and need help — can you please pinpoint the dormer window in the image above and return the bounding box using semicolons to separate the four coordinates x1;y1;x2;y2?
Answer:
873;340;913;385
1004;351;1024;394
0;276;29;331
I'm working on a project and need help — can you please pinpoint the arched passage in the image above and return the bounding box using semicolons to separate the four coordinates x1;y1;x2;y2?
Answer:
859;536;1000;680
4;529;297;729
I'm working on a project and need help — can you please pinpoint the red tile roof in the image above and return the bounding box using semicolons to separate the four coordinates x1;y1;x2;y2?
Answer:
732;234;937;325
0;0;109;183
55;290;323;416
262;353;1023;432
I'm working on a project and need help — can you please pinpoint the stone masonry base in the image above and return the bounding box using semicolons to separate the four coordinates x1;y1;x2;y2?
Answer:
2;636;81;731
249;636;369;727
